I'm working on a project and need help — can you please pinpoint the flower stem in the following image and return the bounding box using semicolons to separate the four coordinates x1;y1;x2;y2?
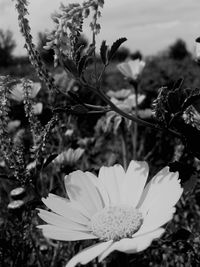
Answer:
120;121;128;170
132;83;138;160
84;83;182;138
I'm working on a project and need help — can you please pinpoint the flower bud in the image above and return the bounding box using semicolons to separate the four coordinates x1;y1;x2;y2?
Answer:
8;200;25;210
117;59;145;81
10;187;26;200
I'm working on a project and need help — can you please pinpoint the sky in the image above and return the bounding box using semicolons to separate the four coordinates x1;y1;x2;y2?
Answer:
1;0;200;56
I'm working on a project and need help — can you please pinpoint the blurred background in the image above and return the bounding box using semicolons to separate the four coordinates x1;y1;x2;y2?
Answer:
1;0;200;57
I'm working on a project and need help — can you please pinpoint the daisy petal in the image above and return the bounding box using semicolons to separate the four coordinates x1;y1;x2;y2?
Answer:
99;228;164;262
65;170;105;215
138;168;183;215
42;194;90;225
98;164;126;205
134;207;175;235
38;225;97;241
37;209;89;232
65;241;113;267
125;161;149;207
85;171;110;207
117;63;132;78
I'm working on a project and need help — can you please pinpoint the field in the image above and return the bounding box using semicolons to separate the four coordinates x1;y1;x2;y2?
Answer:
1;1;200;267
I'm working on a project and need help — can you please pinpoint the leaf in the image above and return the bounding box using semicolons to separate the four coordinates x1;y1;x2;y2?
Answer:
167;88;187;114
183;174;198;194
68;91;85;105
153;86;170;125
86;44;95;57
175;120;200;159
75;44;85;64
108;37;127;61
78;45;95;76
100;40;108;65
167;79;188;114
172;78;184;91
71;104;88;115
36;157;44;171
182;88;200;112
78;55;88;76
43;154;58;169
63;58;78;76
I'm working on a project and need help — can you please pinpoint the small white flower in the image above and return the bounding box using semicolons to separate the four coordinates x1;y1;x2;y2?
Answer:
65;129;74;137
117;59;146;81
53;148;84;166
107;89;132;100
26;160;36;171
110;94;145;112
38;161;183;267
33;102;43;115
10;82;41;102
7;120;21;133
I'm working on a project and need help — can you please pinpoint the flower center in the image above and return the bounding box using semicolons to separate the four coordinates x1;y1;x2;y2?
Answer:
89;205;143;241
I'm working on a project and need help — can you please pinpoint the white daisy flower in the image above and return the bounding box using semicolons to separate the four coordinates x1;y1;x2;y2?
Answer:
38;161;183;267
117;59;146;81
53;148;84;166
10;82;41;102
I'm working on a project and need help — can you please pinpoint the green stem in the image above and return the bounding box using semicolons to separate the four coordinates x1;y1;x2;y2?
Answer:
85;84;181;138
132;84;138;160
92;8;98;88
30;233;45;267
120;122;128;170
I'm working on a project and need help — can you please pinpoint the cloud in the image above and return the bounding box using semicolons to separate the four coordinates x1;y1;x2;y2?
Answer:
1;0;200;56
0;0;12;15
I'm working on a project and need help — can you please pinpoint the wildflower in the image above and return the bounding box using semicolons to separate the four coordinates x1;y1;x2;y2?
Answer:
65;129;74;137
54;71;76;91
110;94;145;112
10;82;41;102
10;187;26;200
53;148;84;166
33;102;43;115
107;89;132;100
38;161;183;267
117;59;145;81
7;120;21;133
107;89;145;112
26;160;36;171
8;200;25;210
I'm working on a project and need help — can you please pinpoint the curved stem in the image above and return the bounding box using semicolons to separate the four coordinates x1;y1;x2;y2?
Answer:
132;85;138;160
85;84;181;138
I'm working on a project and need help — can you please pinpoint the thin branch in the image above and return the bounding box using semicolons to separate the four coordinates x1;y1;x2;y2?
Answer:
85;83;182;138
